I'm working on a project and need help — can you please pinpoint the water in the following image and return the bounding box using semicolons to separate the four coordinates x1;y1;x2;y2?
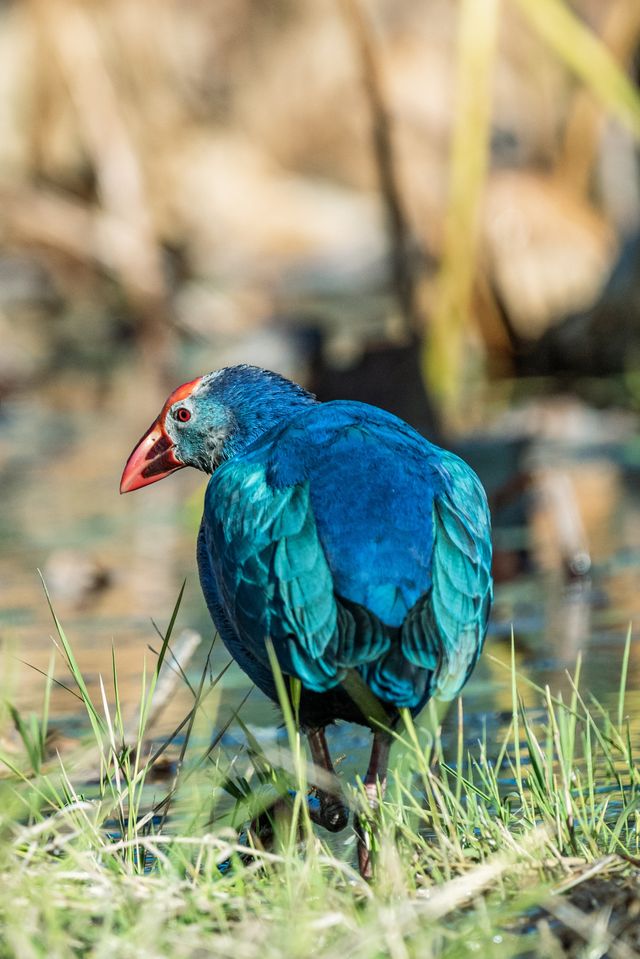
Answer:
2;379;640;782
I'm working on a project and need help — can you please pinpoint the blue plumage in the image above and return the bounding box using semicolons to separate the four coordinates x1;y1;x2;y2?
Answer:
121;364;493;871
192;377;492;722
121;365;492;721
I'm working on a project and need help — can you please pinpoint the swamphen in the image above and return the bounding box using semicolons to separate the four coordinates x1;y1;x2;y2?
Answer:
120;365;492;875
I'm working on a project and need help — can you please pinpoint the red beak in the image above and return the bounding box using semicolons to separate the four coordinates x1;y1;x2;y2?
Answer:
120;374;203;493
120;420;184;493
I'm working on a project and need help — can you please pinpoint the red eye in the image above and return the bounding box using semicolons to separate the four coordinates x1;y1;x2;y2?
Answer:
176;407;191;423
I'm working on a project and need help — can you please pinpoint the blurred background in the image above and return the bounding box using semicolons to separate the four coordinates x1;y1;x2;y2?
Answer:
2;0;640;759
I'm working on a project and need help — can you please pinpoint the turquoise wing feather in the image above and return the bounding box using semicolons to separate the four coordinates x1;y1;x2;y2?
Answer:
202;457;342;691
401;452;493;701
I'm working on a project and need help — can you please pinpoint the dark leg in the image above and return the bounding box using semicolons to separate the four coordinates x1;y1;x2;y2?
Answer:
306;727;349;832
355;729;392;879
248;727;348;851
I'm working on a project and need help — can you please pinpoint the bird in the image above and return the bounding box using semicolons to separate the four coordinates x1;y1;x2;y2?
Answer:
120;365;492;876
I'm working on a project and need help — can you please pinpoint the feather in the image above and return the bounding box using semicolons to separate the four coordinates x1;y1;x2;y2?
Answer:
198;399;492;720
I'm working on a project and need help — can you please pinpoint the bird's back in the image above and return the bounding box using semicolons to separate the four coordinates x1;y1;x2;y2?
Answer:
198;400;492;719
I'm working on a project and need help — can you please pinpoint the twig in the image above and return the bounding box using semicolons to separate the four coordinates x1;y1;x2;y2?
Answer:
533;468;591;579
545;897;640;959
338;0;418;335
414;825;551;919
26;0;174;382
123;628;202;746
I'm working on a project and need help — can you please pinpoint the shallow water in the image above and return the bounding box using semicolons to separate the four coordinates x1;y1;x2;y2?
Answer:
2;381;640;785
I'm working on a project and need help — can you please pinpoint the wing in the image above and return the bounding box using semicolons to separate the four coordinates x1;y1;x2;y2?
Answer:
201;458;398;696
201;458;344;692
202;402;491;709
400;451;493;702
197;522;279;702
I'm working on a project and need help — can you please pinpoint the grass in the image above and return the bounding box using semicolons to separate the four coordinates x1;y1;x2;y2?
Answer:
1;601;640;958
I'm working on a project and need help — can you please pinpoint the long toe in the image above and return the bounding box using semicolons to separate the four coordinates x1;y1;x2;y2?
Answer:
248;795;297;849
313;793;349;833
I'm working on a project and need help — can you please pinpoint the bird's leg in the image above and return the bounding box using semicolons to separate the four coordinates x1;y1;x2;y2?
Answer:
355;729;392;880
306;727;349;832
248;728;348;850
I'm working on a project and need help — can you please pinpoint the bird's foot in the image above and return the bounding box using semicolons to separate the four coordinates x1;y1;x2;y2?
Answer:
248;789;349;851
305;727;349;833
353;731;392;880
248;795;297;850
353;810;376;880
308;789;349;833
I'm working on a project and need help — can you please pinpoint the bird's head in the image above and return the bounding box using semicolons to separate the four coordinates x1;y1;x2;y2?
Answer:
120;365;314;493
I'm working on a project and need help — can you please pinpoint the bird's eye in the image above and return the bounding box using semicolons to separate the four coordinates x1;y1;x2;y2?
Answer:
175;407;191;423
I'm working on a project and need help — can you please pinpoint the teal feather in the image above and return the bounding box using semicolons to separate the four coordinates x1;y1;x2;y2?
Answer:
188;369;493;722
399;452;493;702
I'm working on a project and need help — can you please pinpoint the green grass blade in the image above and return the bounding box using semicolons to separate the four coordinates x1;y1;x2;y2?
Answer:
424;0;500;420
617;624;632;728
513;0;640;138
38;571;104;739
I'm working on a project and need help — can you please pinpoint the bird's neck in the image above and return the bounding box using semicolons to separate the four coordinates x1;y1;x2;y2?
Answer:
209;387;317;469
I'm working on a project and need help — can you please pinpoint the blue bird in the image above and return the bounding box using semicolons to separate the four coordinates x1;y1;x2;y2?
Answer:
121;365;492;875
